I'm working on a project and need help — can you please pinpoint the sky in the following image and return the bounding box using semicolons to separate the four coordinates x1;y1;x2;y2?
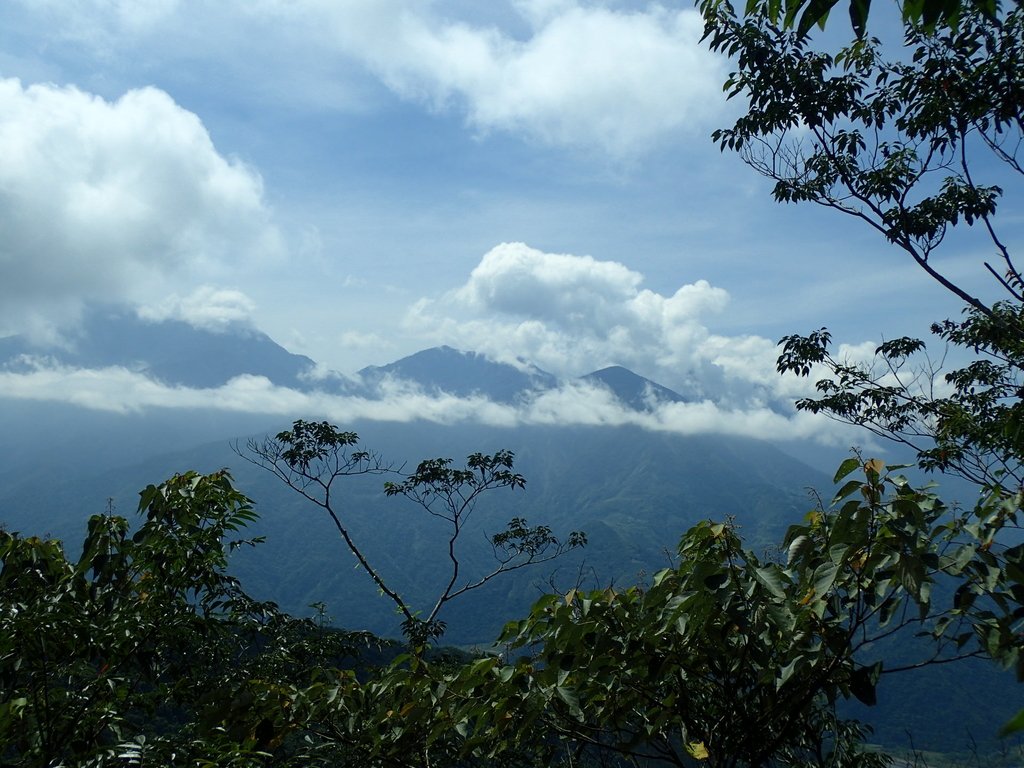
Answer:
0;0;1017;445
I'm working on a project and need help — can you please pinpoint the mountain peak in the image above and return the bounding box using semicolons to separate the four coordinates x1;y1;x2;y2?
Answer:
0;307;317;389
358;346;556;402
580;365;688;411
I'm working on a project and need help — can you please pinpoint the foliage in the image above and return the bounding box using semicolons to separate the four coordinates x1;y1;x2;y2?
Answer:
702;0;1022;313
759;0;1014;41
436;459;1024;767
705;0;1024;733
0;470;373;767
8;5;1024;756
701;0;1024;494
5;458;1024;765
212;459;1023;767
777;313;1024;488
242;420;585;645
9;2;1024;760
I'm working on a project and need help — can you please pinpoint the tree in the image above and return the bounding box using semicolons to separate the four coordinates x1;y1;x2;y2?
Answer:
703;0;1022;315
698;0;1024;489
774;0;1013;45
256;457;1022;767
0;470;373;766
242;420;585;645
429;458;1023;767
699;0;1024;739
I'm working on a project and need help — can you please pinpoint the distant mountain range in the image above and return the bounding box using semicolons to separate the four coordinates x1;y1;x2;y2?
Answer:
357;345;557;402
357;345;693;409
581;365;688;410
0;308;692;411
0;305;1014;753
0;309;318;390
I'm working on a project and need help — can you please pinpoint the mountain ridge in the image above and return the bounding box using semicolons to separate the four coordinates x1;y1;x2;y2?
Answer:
1;309;692;413
0;308;319;390
0;311;1011;753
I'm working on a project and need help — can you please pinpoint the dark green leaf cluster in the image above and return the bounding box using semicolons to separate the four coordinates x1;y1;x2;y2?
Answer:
776;305;1024;487
383;449;526;517
247;460;1022;767
0;470;375;766
736;0;1007;41
6;456;1024;765
273;420;366;473
491;517;587;559
712;0;1024;738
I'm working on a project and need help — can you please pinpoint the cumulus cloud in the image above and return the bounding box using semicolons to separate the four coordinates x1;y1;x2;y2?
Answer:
0;235;874;445
408;242;770;401
309;0;727;155
453;243;647;320
17;1;727;157
0;77;282;341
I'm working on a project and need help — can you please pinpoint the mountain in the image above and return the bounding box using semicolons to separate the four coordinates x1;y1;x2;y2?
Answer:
358;346;699;413
0;313;1018;754
579;365;688;410
0;308;320;389
357;345;557;402
2;312;703;415
0;417;825;640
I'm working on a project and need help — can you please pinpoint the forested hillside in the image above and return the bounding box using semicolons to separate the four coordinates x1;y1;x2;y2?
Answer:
0;414;823;641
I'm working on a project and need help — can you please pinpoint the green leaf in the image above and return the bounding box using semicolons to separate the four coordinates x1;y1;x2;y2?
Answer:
755;566;788;599
812;563;839;597
833;457;862;484
832;479;864;505
555;686;582;718
848;0;870;37
796;0;839;36
849;665;878;705
787;534;812;565
999;708;1024;737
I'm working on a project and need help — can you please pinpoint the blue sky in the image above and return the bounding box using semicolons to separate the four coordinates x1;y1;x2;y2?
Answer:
0;0;1014;443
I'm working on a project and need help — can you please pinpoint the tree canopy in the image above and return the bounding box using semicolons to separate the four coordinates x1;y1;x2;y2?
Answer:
241;421;585;646
752;0;1018;43
700;0;1024;489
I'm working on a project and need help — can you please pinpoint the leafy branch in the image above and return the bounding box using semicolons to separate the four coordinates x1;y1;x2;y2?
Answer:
241;421;584;645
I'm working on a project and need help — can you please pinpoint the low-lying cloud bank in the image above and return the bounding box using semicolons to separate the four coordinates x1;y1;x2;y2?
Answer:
0;239;881;447
0;359;853;446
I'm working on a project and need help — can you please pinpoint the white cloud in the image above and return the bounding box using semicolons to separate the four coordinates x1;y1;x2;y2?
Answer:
16;0;181;49
0;360;854;445
453;241;647;321
513;0;578;27
339;330;391;350
401;242;898;420
136;286;258;332
312;0;727;155
0;77;283;341
0;234;874;445
409;242;752;398
16;1;727;157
